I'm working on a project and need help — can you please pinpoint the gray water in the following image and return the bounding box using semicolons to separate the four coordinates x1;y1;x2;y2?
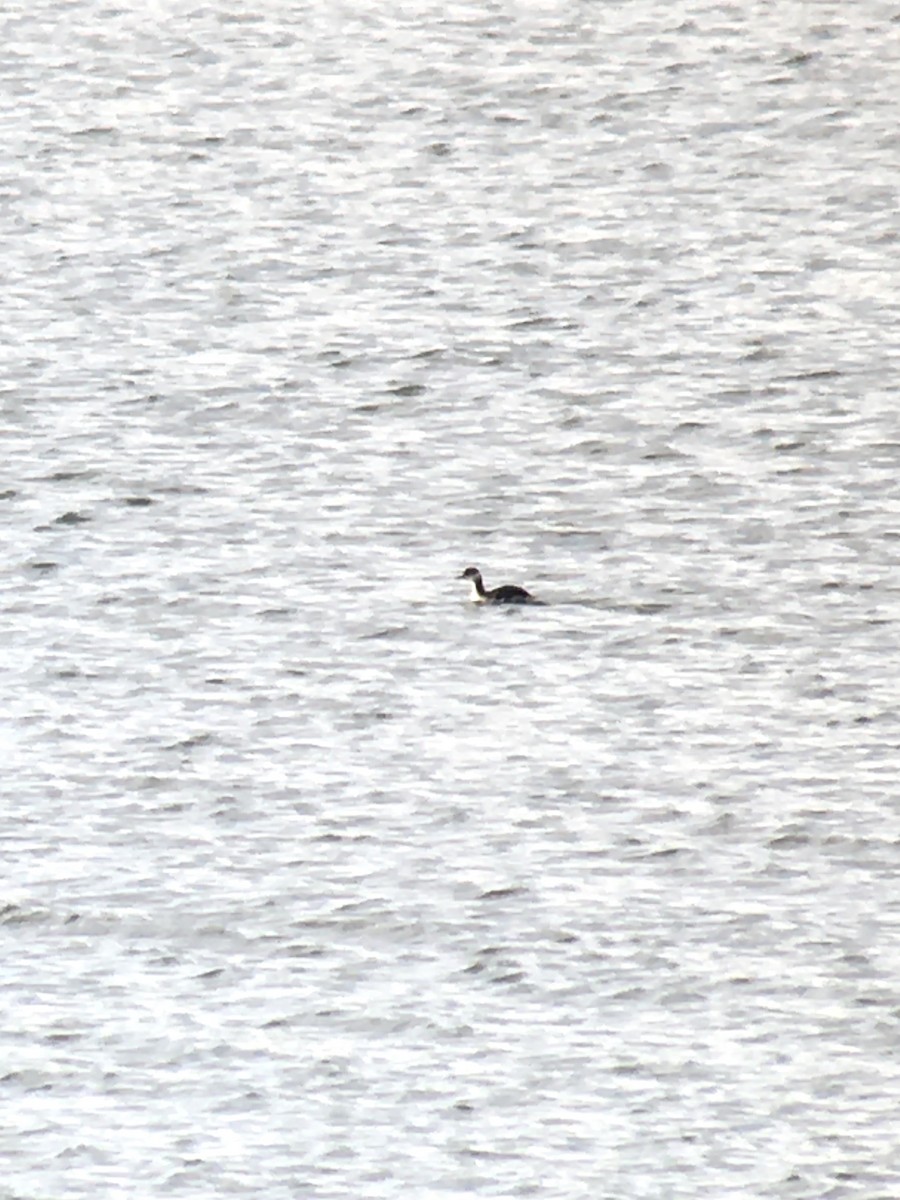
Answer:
2;2;899;1197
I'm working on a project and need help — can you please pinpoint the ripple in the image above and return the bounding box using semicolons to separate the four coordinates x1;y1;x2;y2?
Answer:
3;3;897;1198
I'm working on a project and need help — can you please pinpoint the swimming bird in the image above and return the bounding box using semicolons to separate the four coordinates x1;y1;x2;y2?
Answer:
459;566;541;605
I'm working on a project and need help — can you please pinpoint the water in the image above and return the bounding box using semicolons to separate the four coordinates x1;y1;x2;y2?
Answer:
2;2;899;1197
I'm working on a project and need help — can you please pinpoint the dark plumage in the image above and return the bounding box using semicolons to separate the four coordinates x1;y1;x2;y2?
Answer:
459;566;542;605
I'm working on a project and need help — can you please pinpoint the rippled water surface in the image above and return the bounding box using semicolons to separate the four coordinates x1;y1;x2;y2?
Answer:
3;2;899;1197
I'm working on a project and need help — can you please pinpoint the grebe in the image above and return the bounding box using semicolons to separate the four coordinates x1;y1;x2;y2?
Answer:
459;566;541;605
